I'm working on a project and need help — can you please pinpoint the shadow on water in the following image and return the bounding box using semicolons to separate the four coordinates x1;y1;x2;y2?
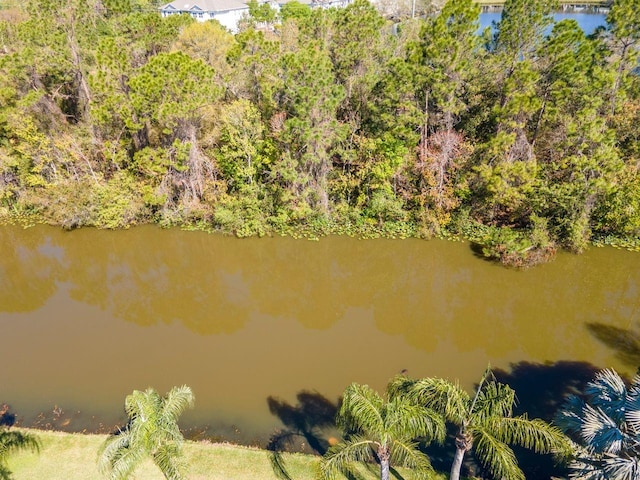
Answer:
586;322;640;368
493;360;600;421
266;391;341;480
493;360;601;480
469;242;491;263
0;404;16;426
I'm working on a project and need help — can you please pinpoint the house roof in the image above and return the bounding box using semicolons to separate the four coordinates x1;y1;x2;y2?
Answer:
160;0;248;13
160;0;313;13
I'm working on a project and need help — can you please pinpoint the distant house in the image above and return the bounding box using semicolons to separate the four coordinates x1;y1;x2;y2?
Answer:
160;0;250;31
160;0;352;32
312;0;353;9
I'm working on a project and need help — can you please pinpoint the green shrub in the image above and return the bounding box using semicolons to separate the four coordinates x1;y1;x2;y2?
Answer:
480;220;556;268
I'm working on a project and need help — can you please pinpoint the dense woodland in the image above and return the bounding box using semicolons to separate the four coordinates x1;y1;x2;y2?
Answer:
0;0;639;265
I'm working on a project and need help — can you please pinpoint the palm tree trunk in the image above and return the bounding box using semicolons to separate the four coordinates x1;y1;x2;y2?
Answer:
450;446;465;480
450;431;472;480
380;457;390;480
378;446;390;480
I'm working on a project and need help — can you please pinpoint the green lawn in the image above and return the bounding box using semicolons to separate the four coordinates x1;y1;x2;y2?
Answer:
7;429;318;480
7;429;449;480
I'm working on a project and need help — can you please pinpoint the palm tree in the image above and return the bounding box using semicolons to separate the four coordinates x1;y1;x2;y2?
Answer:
0;427;40;480
390;368;572;480
319;382;446;480
98;385;195;480
556;368;640;480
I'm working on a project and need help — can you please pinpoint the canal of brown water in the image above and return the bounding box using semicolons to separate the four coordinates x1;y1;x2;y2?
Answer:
1;225;638;446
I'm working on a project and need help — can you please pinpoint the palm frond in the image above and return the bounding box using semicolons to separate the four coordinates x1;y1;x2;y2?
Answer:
153;442;186;480
338;384;384;435
629;373;640;404
601;453;640;480
389;376;470;424
99;386;193;480
385;398;445;444
473;426;524;480
487;416;573;456
162;385;195;424
0;429;40;457
269;445;295;480
624;389;640;435
0;428;40;480
569;453;640;480
0;464;13;480
127;392;158;448
555;395;587;436
586;369;627;422
97;432;132;474
125;389;158;424
387;375;416;398
568;455;610;480
472;381;515;420
388;438;434;479
559;369;640;480
267;428;304;480
99;435;147;480
319;437;374;480
580;403;627;454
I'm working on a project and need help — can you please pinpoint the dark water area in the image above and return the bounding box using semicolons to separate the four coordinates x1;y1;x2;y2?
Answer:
479;11;607;35
0;225;638;448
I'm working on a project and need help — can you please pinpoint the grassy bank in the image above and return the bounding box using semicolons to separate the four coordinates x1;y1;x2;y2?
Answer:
7;429;449;480
7;429;318;480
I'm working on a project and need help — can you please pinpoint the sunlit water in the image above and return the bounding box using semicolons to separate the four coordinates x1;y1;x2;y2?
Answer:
1;225;638;445
479;11;607;35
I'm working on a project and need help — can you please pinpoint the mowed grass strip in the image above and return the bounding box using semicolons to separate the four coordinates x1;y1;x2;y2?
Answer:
7;429;318;480
7;429;449;479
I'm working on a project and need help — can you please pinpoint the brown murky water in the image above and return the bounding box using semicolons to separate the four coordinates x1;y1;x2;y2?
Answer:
0;225;638;445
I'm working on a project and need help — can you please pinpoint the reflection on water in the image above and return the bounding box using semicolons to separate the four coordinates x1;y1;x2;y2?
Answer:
586;323;640;368
0;225;638;444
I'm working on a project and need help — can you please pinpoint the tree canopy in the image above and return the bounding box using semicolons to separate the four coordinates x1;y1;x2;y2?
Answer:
97;385;195;480
319;382;445;480
556;369;640;480
390;368;573;480
1;0;639;264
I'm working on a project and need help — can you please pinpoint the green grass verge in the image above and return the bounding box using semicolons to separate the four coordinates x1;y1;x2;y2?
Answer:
7;429;317;480
7;429;449;480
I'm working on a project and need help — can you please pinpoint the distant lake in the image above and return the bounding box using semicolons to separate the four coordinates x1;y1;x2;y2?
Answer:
480;12;607;35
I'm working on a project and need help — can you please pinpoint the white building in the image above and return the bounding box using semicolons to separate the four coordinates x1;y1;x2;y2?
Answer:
160;0;250;32
160;0;352;32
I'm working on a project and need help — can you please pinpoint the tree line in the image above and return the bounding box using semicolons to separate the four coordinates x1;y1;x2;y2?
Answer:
0;0;639;265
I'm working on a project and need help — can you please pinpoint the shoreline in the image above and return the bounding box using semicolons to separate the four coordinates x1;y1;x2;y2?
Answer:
3;214;639;268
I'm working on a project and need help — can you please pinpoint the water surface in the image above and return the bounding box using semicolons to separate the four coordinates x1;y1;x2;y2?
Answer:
479;12;607;35
0;225;638;444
